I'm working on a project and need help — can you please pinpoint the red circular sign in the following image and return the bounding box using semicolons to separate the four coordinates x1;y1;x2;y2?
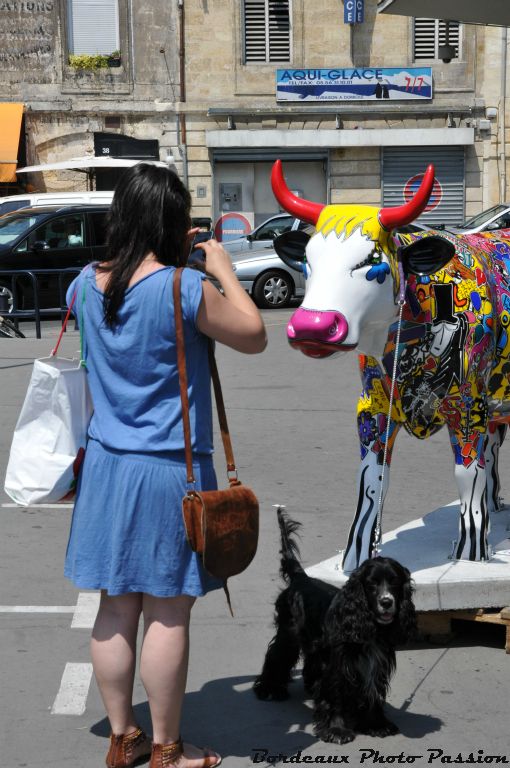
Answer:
403;173;442;213
214;212;253;242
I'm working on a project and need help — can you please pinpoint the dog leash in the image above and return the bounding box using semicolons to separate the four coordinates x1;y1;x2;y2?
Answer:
372;255;406;558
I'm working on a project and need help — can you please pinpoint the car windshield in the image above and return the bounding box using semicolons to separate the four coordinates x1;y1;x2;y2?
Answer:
458;204;508;229
0;199;30;216
253;215;294;240
0;212;46;245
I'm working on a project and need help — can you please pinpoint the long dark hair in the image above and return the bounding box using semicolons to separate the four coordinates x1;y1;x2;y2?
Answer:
99;163;191;326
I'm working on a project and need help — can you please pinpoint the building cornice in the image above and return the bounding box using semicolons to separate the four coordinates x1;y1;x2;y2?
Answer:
205;105;478;119
206;127;475;148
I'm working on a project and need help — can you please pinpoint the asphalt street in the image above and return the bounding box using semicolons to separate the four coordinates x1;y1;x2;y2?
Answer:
0;313;509;768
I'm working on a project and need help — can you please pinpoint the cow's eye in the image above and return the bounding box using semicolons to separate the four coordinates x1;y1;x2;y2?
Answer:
352;248;382;272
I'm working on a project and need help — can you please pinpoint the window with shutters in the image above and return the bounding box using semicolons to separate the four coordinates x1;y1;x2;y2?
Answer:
243;0;291;64
67;0;120;55
413;18;461;61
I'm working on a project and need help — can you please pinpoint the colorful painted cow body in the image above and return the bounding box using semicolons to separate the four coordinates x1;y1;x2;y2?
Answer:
272;160;510;571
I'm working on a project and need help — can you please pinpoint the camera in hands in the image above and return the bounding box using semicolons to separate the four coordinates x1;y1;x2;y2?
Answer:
188;230;213;270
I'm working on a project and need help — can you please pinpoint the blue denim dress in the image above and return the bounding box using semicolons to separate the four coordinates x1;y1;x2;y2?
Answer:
64;265;220;596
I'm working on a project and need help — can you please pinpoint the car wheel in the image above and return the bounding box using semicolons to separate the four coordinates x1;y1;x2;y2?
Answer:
0;282;19;314
253;270;294;309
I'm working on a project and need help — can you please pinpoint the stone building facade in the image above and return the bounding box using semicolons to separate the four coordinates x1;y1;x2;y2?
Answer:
180;0;509;236
1;1;509;233
0;0;182;192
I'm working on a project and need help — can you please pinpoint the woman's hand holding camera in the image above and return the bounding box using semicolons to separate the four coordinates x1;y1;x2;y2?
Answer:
193;237;236;286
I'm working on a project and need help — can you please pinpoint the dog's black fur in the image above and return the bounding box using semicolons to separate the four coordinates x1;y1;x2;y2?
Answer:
253;509;417;744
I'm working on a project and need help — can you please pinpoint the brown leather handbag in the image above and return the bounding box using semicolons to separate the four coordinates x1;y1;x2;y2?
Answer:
173;268;259;612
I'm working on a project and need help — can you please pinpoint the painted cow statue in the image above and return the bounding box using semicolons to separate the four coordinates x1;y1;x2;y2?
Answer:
271;159;510;571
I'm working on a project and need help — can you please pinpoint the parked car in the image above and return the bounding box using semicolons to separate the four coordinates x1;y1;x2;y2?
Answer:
221;213;307;254
447;203;510;235
229;246;306;309
0;190;114;218
0;204;109;312
394;222;431;234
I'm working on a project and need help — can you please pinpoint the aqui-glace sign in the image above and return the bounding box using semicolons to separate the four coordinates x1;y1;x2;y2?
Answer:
276;68;432;102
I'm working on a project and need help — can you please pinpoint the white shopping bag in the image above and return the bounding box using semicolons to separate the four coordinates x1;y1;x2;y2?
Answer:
4;355;93;506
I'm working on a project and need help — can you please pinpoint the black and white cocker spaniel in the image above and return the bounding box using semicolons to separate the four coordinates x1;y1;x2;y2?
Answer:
253;508;417;744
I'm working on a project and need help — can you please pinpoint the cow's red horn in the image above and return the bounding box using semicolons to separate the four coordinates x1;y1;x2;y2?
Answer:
271;160;325;225
378;164;435;231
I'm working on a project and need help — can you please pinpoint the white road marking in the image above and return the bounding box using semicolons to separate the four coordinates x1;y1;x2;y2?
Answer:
1;503;73;508
0;606;75;613
0;510;98;717
71;592;100;628
51;662;93;715
0;591;99;625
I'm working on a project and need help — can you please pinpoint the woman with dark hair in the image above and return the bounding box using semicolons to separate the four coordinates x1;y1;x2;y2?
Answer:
64;163;266;768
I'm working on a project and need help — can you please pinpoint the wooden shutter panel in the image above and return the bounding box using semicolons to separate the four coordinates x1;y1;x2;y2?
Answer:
68;0;120;55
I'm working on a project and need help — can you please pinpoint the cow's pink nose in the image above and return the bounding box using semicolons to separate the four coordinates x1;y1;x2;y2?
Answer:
287;308;349;344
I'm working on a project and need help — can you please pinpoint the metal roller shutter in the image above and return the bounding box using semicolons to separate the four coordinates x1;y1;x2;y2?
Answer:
212;149;327;162
382;146;465;226
68;0;120;55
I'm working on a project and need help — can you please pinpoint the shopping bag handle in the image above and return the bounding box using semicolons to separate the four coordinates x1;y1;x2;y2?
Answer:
52;273;87;361
51;293;76;357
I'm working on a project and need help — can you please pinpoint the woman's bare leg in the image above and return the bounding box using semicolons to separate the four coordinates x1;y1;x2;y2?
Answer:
140;594;194;743
91;591;143;734
140;594;220;766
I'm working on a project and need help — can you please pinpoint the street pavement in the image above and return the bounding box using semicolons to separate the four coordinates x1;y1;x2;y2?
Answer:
1;314;509;768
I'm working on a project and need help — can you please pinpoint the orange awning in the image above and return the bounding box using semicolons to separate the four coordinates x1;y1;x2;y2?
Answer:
0;103;24;183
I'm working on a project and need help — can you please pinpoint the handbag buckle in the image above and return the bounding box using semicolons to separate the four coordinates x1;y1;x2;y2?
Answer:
227;468;238;484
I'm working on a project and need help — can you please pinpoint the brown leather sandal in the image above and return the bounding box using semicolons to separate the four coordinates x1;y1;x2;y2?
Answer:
149;738;222;768
106;727;152;768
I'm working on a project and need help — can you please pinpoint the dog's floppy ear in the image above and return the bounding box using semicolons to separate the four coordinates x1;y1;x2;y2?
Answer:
396;572;417;644
390;562;417;645
326;573;375;644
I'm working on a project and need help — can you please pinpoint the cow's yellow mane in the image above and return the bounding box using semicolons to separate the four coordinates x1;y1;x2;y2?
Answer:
316;205;395;253
315;204;399;294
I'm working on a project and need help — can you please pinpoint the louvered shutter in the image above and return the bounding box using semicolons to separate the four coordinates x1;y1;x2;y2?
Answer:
244;0;291;63
414;18;436;59
268;1;290;61
414;18;460;60
68;0;120;55
244;0;267;62
438;21;460;58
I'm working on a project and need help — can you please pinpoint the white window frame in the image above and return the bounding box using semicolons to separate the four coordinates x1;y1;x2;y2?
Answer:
243;0;292;64
413;17;462;61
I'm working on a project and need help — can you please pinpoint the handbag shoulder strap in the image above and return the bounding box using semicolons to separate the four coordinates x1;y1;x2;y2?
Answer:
173;267;238;487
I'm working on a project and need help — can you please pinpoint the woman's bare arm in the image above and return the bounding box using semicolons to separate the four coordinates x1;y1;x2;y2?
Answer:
195;239;267;354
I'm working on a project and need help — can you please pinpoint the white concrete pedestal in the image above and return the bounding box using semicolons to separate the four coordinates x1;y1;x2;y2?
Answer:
306;501;510;612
